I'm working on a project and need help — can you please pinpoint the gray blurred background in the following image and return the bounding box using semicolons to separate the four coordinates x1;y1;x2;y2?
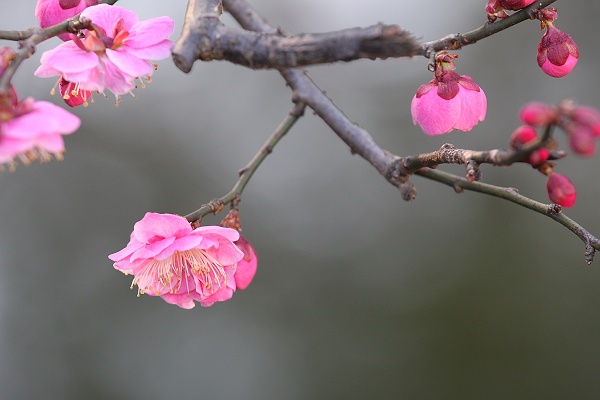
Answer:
2;1;600;399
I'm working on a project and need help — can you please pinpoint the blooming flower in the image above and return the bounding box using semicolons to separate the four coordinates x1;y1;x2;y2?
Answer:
35;0;98;41
35;4;174;99
546;172;576;207
109;212;245;309
411;52;487;136
0;89;81;168
536;9;578;78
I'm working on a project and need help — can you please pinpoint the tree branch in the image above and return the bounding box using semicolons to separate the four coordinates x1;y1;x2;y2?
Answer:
219;0;599;263
172;0;419;72
174;0;559;72
416;167;599;264
421;0;558;57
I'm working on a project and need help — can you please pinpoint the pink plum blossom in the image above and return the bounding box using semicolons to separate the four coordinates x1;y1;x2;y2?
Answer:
411;52;487;136
35;0;98;41
0;90;81;168
35;4;174;99
109;212;245;309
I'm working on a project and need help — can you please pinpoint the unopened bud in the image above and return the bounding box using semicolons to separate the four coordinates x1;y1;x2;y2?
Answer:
546;172;576;207
537;25;579;78
519;102;557;127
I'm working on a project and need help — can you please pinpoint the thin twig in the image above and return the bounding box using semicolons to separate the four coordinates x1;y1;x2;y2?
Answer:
184;103;306;223
416;167;600;263
420;0;558;57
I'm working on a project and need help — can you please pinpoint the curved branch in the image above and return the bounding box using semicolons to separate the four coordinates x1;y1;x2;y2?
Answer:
416;167;599;264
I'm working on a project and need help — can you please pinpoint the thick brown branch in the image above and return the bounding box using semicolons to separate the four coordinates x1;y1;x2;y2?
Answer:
173;1;419;72
176;0;557;71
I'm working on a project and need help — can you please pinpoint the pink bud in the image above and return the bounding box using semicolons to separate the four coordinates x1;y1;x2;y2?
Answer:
509;125;549;166
509;125;537;148
568;127;596;156
527;148;550;167
546;172;576;207
537;26;579;78
519;102;558;127
58;77;91;107
571;106;600;137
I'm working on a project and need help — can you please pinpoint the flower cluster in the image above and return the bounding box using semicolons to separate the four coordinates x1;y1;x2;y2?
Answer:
35;4;174;104
109;212;258;309
411;52;487;136
509;101;600;207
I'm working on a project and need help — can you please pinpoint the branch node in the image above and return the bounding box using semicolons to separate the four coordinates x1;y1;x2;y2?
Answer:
465;160;481;183
208;198;225;214
399;176;417;201
548;203;562;214
452;179;464;193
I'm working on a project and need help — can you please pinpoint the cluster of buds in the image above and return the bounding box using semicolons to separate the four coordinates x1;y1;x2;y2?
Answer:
508;101;600;207
485;3;578;78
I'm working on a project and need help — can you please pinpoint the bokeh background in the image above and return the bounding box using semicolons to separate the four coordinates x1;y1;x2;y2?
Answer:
2;1;600;399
